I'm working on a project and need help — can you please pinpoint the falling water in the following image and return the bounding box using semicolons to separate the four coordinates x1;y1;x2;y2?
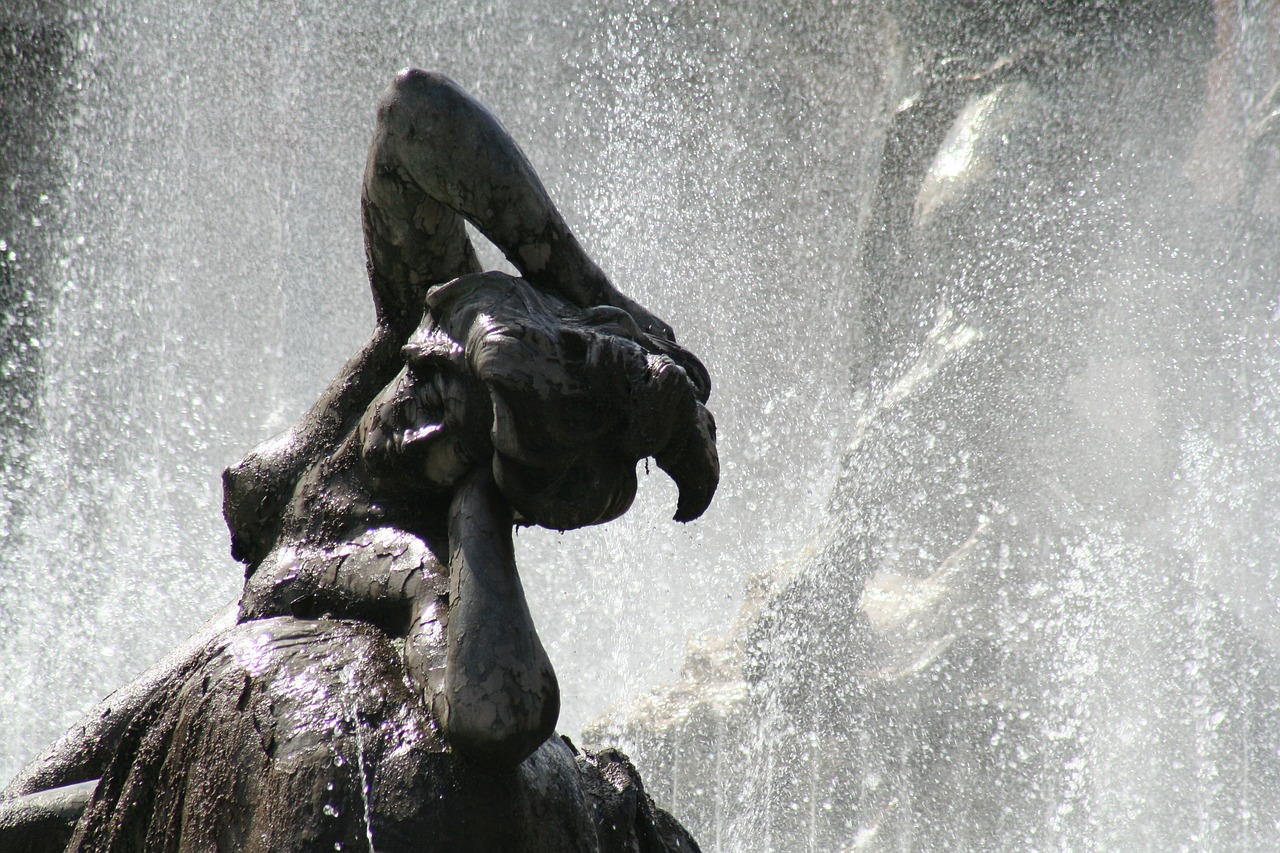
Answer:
2;1;1278;851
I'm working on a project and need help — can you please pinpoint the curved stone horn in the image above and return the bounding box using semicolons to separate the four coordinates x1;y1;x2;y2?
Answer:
615;350;719;524
656;404;719;523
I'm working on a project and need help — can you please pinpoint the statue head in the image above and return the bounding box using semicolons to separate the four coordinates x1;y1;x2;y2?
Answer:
358;271;719;531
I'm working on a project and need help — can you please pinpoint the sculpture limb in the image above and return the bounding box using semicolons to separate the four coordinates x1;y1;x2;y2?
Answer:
437;466;559;765
365;69;675;340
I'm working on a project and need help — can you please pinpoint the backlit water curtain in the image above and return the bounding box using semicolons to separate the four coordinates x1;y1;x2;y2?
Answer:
3;1;1278;850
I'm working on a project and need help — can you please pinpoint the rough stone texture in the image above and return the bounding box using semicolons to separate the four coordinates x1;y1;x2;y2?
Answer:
1;70;713;852
0;782;95;853
58;618;696;853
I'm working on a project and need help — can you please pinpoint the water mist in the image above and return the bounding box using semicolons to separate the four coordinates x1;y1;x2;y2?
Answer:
3;1;1278;850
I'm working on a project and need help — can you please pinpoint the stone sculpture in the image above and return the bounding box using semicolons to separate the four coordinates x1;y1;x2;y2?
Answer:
0;69;716;852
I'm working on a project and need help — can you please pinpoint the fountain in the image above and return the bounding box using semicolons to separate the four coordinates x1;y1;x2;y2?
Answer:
3;0;1278;850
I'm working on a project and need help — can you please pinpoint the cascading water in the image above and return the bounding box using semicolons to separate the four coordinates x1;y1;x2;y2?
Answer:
2;1;1277;851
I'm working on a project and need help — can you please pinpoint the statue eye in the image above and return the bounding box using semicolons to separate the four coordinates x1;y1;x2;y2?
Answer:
403;336;464;379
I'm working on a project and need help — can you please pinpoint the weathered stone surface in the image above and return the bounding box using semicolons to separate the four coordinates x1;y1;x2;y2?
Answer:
50;618;693;853
1;69;713;851
0;782;95;853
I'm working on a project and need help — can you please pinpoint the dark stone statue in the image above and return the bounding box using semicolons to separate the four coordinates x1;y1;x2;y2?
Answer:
0;69;716;852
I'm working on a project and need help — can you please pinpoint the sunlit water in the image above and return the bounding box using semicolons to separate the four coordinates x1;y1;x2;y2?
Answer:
2;1;1277;851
